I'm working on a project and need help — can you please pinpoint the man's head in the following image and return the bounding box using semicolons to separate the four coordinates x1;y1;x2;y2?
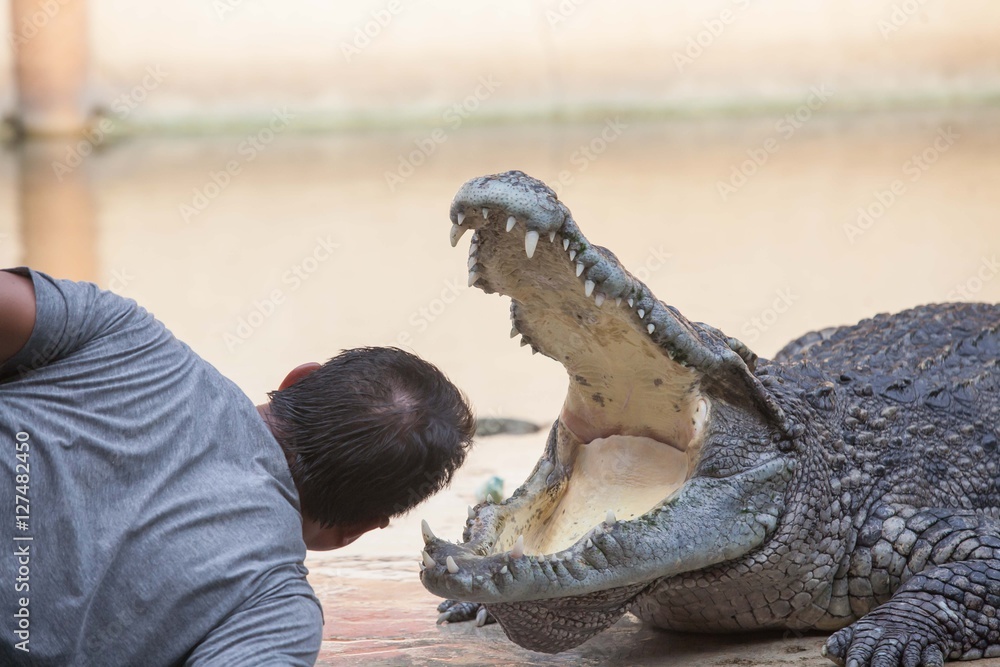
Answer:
265;347;476;550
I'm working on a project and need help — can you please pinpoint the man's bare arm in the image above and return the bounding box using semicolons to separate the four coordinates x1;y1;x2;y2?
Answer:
0;271;37;366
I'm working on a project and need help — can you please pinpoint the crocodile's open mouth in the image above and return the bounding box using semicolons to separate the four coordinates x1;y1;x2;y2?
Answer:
420;172;791;653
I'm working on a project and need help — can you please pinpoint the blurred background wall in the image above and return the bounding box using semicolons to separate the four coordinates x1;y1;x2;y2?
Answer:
1;0;999;128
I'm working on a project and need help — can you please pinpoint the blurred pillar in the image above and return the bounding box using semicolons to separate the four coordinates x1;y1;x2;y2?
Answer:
10;0;90;136
17;141;98;283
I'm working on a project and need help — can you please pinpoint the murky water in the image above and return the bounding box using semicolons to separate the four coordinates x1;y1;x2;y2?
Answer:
2;107;999;662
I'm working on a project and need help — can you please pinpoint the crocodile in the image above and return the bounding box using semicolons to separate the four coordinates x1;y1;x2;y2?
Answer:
419;170;1000;666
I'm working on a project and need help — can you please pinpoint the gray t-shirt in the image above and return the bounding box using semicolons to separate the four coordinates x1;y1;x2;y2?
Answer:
0;269;322;666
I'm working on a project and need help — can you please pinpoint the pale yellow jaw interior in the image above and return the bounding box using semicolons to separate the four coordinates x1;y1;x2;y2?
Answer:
524;435;689;555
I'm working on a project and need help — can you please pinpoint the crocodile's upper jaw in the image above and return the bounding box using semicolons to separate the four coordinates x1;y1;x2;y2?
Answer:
420;171;789;653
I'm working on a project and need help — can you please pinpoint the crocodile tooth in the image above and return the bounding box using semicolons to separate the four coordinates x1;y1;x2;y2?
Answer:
510;327;518;338
457;211;466;225
531;347;539;355
563;239;570;251
520;337;530;347
506;215;516;232
450;224;468;248
468;256;478;270
524;231;540;258
638;308;645;319
446;556;459;574
437;612;451;624
569;250;577;261
549;231;557;243
576;262;585;277
511;535;525;558
422;550;436;568
421;519;435;543
594;292;605;307
584;280;596;297
469;242;478;255
468;505;476;520
476;607;489;626
647;324;655;334
482;208;490;220
627;297;635;308
468;272;479;287
616;297;622;306
593;525;604;536
500;565;509;575
606;510;617;525
585;538;593;548
536;555;545;564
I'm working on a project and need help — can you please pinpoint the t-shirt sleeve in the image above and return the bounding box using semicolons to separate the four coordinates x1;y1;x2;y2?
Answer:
0;268;137;381
184;591;323;666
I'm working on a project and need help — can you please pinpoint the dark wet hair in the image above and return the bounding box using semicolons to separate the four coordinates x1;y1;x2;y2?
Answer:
267;347;476;527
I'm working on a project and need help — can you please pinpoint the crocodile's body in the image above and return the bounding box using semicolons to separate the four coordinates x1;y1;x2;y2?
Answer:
420;171;1000;666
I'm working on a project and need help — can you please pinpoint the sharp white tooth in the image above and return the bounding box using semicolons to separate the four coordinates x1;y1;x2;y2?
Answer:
520;338;530;347
638;308;645;319
563;239;570;251
585;280;595;297
510;327;518;338
615;297;622;306
422;550;436;568
500;565;509;575
468;272;479;287
536;555;545;564
569;250;577;261
483;208;490;220
457;211;466;225
549;231;556;243
511;535;525;558
450;224;468;248
648;324;655;334
585;538;594;548
606;510;617;525
469;243;478;255
531;347;539;355
506;215;516;232
437;612;451;624
421;520;435;543
594;293;605;307
468;505;475;520
468;256;477;270
446;556;459;574
627;297;635;308
524;231;540;258
594;525;604;536
576;262;585;277
475;607;489;627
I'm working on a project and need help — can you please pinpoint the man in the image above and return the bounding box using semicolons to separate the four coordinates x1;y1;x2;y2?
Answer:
0;268;476;665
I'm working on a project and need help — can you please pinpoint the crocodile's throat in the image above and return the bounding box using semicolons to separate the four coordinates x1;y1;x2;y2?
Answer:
420;171;790;653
